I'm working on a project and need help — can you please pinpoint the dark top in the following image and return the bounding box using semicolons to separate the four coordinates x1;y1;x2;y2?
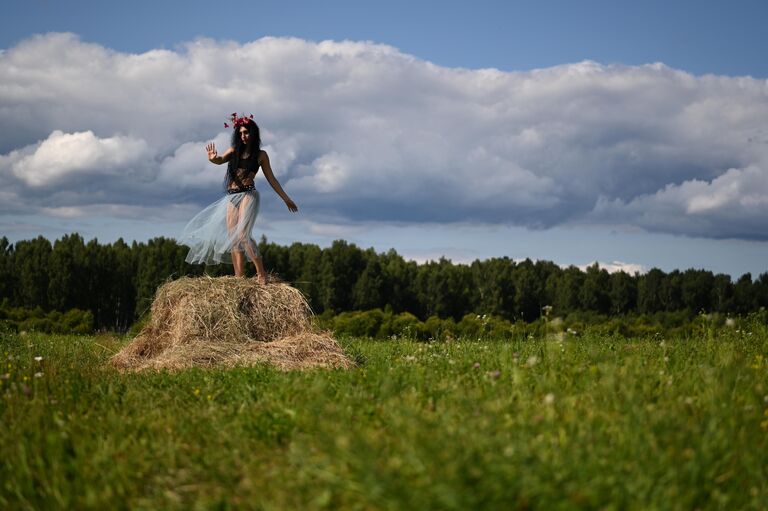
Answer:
227;150;261;190
238;151;261;173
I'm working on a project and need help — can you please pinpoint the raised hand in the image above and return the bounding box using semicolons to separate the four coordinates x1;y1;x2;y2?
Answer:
206;142;218;162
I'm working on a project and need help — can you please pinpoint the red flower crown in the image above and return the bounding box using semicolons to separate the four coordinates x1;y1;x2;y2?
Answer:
224;113;254;129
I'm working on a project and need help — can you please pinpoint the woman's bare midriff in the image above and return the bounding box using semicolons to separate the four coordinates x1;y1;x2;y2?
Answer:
228;169;257;191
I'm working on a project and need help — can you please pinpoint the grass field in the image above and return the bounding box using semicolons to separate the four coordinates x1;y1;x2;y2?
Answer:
1;326;767;510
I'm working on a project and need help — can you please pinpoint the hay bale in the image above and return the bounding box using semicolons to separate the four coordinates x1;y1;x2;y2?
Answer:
111;276;351;371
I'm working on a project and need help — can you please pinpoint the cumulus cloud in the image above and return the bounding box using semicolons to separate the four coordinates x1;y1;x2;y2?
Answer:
9;130;149;186
0;33;767;239
592;165;768;239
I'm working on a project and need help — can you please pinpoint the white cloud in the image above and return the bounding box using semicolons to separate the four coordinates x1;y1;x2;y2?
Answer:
1;33;767;239
591;165;768;238
9;130;149;186
576;261;648;275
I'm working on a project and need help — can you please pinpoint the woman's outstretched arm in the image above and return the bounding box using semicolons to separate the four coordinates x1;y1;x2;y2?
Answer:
206;143;234;165
259;151;298;212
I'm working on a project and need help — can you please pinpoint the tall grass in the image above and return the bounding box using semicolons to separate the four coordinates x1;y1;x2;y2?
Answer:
1;326;767;510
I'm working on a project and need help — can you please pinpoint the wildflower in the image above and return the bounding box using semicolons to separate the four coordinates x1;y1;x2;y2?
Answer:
34;356;43;362
543;393;555;405
473;362;481;369
404;355;416;362
193;388;201;396
34;372;43;378
487;370;501;380
526;355;539;367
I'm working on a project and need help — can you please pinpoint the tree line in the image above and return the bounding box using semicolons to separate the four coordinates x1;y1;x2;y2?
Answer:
0;234;766;331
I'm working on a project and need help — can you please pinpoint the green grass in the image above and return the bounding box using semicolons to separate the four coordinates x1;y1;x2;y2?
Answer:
1;327;767;510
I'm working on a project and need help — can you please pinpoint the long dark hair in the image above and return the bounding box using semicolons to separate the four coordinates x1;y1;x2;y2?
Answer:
225;119;261;189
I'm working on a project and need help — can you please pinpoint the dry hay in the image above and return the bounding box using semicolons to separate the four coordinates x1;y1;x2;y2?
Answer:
111;276;352;372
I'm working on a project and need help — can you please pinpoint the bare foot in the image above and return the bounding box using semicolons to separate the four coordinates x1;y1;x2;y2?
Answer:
255;273;267;285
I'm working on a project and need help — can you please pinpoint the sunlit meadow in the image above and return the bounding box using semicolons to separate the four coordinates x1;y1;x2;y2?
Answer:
1;325;767;510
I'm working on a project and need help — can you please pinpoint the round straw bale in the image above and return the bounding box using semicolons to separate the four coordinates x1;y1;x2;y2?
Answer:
111;276;351;371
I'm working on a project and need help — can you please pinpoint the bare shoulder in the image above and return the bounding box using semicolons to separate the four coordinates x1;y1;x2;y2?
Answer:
221;146;235;160
258;149;270;164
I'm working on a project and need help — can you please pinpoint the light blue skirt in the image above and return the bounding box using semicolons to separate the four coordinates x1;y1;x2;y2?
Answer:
180;189;260;265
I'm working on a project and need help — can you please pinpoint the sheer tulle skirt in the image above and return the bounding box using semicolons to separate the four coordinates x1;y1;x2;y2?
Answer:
179;190;260;265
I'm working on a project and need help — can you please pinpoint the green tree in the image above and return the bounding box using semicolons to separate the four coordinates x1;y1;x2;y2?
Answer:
513;259;541;321
133;237;188;317
580;264;611;314
733;273;757;314
609;271;637;314
14;236;52;309
638;268;665;314
318;240;366;313
286;242;323;312
380;249;419;314
48;233;88;311
681;269;714;312
554;266;583;315
416;258;471;320
353;252;385;311
471;257;516;319
755;273;768;309
661;270;684;312
0;237;16;303
110;238;138;330
710;274;734;313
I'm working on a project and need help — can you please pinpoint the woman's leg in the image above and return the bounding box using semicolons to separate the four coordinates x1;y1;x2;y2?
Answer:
226;200;245;277
238;194;267;284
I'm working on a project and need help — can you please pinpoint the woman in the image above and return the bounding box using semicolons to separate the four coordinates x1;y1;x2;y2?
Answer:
180;114;298;284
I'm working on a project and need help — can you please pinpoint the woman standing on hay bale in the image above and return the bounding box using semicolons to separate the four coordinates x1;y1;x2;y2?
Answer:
180;114;298;283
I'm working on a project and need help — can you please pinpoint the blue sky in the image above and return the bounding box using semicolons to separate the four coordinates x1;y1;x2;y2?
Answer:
1;0;768;277
3;0;767;77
